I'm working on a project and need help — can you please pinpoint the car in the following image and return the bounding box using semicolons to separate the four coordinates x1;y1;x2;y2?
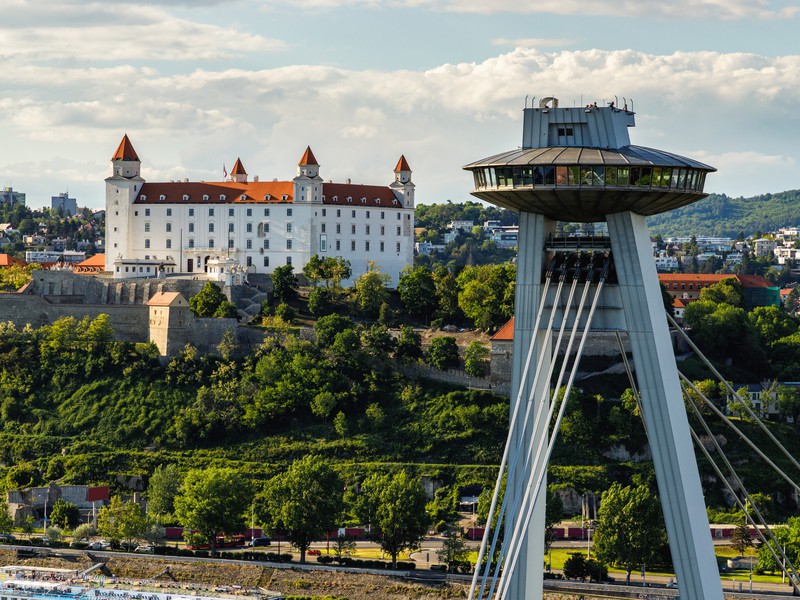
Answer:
250;537;271;547
134;545;154;553
89;540;111;550
0;534;16;543
307;549;321;556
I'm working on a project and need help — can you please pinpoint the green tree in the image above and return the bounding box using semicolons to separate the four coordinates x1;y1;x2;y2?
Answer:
395;325;422;362
262;455;343;564
748;305;798;346
457;264;515;331
307;287;332;315
464;341;489;377
213;300;239;319
173;467;252;557
398;266;438;320
302;254;325;287
593;483;666;585
436;526;470;572
72;523;96;541
314;314;354;347
49;498;80;529
98;496;148;549
698;277;744;307
355;470;430;568
425;336;460;370
189;282;229;317
272;265;298;303
353;263;390;318
148;464;183;518
563;552;590;581
729;518;753;555
332;535;357;564
0;500;12;533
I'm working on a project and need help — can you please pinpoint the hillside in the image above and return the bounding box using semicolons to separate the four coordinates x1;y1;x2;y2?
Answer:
646;190;800;238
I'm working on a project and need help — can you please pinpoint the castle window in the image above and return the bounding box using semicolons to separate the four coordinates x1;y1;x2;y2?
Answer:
228;239;234;249
381;211;385;219
229;208;235;217
159;195;166;201
264;239;269;250
145;239;150;248
189;223;194;233
321;223;326;233
322;209;326;217
258;223;269;237
209;208;215;216
209;238;214;247
361;197;366;203
380;241;384;252
287;222;293;233
246;239;252;249
366;225;370;235
228;223;234;233
246;256;252;267
189;208;194;217
397;226;401;236
144;222;150;233
392;199;398;205
347;197;352;203
145;208;150;216
183;194;189;201
332;196;338;202
282;195;289;201
166;223;172;232
203;195;209;201
365;241;370;251
188;239;194;248
351;224;356;235
366;211;370;218
264;194;272;201
286;256;292;266
380;226;385;235
166;239;172;249
264;256;269;267
397;212;401;220
246;223;252;233
247;208;252;217
336;240;341;251
220;194;227;201
336;224;341;234
396;242;401;253
375;199;380;204
264;208;270;216
286;239;292;250
209;223;215;232
140;195;147;201
351;240;356;251
337;209;341;217
287;208;293;216
240;194;247;201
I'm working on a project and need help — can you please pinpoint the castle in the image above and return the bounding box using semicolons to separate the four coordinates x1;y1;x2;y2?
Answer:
105;136;415;286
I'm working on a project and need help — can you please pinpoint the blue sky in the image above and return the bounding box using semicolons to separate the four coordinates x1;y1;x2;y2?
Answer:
1;0;799;210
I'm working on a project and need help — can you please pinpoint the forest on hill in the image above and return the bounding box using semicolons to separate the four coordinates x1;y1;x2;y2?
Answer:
646;190;800;238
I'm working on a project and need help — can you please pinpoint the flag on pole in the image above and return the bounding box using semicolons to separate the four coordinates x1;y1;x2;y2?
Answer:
223;164;228;179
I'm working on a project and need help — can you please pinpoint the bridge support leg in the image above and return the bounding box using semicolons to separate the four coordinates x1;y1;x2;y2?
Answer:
607;211;723;600
506;212;554;600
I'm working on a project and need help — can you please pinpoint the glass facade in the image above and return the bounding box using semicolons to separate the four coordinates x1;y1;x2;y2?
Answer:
472;165;706;193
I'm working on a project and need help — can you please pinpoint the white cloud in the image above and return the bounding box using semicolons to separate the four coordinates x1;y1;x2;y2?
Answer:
3;48;800;207
0;1;285;61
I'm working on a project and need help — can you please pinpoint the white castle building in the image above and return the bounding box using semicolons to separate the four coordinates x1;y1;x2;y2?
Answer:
105;135;415;286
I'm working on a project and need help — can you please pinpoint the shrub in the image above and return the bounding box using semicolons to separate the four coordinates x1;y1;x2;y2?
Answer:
275;303;296;323
424;336;459;370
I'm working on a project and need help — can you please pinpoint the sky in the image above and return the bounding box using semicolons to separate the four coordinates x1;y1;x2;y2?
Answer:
1;0;799;210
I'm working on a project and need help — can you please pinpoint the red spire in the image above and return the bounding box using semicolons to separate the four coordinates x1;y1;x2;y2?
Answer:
298;146;319;166
111;134;140;161
231;157;247;175
394;155;411;172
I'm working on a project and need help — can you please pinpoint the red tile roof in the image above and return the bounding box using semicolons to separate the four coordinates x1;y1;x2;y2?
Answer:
657;273;775;289
231;158;247;175
299;146;319;166
136;181;294;204
491;318;515;341
394;155;411;172
322;183;400;208
0;254;24;268
111;134;140;161
147;291;186;306
76;254;105;268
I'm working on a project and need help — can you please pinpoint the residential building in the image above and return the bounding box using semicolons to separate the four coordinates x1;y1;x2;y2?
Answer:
51;192;78;216
105;136;415;285
658;273;780;309
0;187;25;207
753;238;777;257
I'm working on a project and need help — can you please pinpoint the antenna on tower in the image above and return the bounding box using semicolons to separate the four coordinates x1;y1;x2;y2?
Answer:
524;95;528;109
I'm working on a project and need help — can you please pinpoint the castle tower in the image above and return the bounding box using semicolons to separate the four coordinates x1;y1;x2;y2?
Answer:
464;98;722;600
105;134;144;272
293;146;323;203
390;155;415;208
230;158;248;183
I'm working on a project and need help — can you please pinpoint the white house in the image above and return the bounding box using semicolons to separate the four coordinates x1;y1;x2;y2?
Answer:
105;136;415;286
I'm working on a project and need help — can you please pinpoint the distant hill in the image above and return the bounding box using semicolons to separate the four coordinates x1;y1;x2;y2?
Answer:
646;189;800;239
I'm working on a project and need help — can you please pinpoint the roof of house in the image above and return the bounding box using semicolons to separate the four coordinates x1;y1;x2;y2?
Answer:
673;298;687;309
394;155;411;172
76;254;105;268
0;254;24;268
299;146;319;166
657;273;776;289
147;291;186;307
111;134;140;161
491;318;515;341
231;158;247;175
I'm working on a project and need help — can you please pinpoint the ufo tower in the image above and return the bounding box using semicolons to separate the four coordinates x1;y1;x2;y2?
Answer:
463;97;723;600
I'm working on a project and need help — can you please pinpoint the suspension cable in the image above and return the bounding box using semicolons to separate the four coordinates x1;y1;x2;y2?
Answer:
497;254;611;600
468;255;561;600
682;382;800;592
667;311;800;475
474;255;584;599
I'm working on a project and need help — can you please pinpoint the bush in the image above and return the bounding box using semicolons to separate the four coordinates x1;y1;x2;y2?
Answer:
275;303;296;323
316;556;415;570
308;288;332;315
425;336;460;370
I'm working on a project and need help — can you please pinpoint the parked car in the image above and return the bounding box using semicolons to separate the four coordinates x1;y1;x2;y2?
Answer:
250;537;271;547
89;540;111;550
134;545;154;553
307;549;321;556
0;534;16;543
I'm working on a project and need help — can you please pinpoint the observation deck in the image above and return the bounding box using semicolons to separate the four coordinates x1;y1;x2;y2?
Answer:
463;97;715;222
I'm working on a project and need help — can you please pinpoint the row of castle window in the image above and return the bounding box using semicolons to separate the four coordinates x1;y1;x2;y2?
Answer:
144;221;402;236
137;207;402;220
142;238;400;253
